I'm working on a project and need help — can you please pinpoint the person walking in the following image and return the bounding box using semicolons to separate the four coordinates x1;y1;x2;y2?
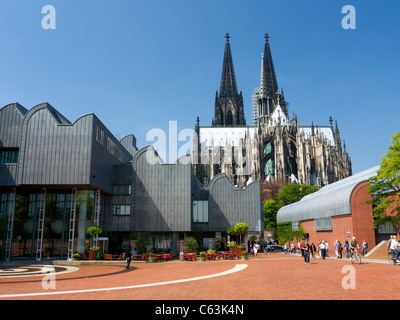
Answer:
126;247;132;269
334;240;340;259
253;242;259;256
338;241;343;258
362;240;368;256
344;240;350;258
319;240;327;259
325;242;329;258
389;235;400;263
303;241;311;265
310;243;316;259
387;235;394;251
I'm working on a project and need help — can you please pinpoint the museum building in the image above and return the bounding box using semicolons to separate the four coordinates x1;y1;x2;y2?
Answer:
276;165;395;251
0;102;262;261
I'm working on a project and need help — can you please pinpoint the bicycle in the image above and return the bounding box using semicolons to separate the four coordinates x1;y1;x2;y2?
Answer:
387;249;400;265
349;249;361;264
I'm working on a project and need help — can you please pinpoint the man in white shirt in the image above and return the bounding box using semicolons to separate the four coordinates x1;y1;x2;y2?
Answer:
389;235;400;263
319;240;327;259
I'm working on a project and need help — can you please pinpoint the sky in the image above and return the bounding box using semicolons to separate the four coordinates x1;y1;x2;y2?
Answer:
0;0;399;174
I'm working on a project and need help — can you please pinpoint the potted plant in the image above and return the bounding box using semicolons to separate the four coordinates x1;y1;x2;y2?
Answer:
88;246;100;260
87;226;103;260
73;253;81;260
241;250;249;260
148;252;155;262
227;241;237;249
199;252;206;262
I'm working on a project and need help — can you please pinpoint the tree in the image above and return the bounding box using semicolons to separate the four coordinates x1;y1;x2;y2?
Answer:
276;183;318;245
277;183;319;206
184;236;199;253
366;131;400;235
263;199;279;229
226;226;238;242
234;223;249;246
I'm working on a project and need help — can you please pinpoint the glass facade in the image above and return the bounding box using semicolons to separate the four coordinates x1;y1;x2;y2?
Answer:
106;231;173;254
0;189;102;260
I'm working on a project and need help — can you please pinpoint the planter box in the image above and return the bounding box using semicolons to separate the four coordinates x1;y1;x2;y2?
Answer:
89;250;98;260
230;247;246;258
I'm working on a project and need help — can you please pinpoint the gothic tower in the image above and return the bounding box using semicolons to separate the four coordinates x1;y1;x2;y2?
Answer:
252;33;288;126
213;33;246;127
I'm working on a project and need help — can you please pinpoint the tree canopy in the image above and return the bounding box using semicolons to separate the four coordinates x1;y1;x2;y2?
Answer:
263;199;279;229
366;131;400;234
277;183;319;206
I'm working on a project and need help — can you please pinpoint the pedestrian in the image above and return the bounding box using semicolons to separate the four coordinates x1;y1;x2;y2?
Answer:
291;242;295;254
253;242;259;256
310;243;316;259
318;240;322;257
126;247;132;269
300;241;304;257
303;241;310;264
389;235;400;263
362;240;368;256
344;240;350;258
325;242;329;258
387;235;394;252
319;240;327;259
334;240;340;259
338;241;343;258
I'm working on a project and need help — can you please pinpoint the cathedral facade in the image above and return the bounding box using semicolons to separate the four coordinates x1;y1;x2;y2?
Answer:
193;33;352;188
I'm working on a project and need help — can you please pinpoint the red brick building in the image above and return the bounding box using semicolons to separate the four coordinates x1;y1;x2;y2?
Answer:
277;166;379;255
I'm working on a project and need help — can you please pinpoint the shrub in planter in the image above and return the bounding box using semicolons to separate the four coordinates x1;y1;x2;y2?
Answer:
73;253;81;260
241;251;249;260
199;252;206;261
148;252;155;262
227;241;237;249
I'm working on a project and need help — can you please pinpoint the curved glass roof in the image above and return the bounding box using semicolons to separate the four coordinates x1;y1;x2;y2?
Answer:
277;165;380;223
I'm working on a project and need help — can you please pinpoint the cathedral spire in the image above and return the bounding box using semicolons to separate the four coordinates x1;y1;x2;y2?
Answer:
261;33;279;103
219;33;239;98
213;33;246;127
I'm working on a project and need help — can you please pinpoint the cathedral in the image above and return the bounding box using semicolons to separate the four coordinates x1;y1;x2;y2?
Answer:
193;33;352;188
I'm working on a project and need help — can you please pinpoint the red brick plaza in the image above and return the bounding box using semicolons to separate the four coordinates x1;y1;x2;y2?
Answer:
1;253;399;301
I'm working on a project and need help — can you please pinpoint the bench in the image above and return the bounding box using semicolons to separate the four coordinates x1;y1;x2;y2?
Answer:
104;254;113;260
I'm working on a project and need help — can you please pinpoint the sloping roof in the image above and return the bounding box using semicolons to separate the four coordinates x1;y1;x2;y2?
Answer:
199;127;257;147
276;165;380;223
300;126;335;146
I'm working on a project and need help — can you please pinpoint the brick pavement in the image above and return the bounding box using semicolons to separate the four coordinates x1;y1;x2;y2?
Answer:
0;253;399;300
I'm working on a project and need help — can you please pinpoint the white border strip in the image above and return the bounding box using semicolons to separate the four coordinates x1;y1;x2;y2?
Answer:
0;264;248;298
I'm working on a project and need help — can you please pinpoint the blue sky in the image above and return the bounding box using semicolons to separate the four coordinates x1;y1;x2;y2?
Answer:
0;0;399;174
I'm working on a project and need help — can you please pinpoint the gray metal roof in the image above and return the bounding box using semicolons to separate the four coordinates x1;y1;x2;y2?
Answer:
276;165;380;223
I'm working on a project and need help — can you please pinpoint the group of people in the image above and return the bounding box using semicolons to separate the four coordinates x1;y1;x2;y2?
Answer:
284;236;368;264
250;239;276;256
387;235;400;263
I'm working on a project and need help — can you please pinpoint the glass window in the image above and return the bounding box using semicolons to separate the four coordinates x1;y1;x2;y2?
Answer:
113;185;131;195
315;217;332;231
193;200;208;223
0;149;19;164
113;205;130;215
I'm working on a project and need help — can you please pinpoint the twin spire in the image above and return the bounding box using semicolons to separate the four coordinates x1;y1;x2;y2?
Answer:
214;32;284;127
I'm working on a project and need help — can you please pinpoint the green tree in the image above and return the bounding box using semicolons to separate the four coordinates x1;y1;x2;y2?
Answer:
277;183;319;206
184;236;199;253
276;183;318;245
366;131;400;235
234;223;249;246
263;199;279;229
226;226;238;242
